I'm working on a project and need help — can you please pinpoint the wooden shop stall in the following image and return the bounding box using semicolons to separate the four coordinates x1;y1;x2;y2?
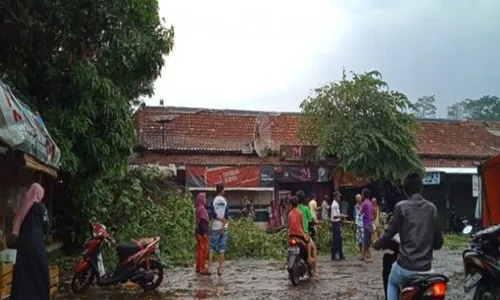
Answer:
0;80;61;297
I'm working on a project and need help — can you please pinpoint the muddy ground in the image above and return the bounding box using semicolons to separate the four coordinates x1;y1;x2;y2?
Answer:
56;250;466;300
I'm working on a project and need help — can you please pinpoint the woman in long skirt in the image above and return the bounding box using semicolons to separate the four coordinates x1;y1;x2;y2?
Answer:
194;192;210;275
10;183;50;300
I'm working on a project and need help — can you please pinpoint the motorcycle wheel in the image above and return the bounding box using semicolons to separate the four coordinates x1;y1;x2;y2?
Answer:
289;262;300;286
71;268;95;294
473;283;497;300
138;260;164;291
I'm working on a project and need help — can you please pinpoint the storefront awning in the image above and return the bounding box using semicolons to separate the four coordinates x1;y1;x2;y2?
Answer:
0;81;60;169
425;167;477;174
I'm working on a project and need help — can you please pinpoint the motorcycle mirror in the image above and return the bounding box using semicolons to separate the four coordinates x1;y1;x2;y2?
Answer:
462;225;473;234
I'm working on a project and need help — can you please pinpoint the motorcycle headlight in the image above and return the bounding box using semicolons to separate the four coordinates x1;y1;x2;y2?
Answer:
93;230;102;238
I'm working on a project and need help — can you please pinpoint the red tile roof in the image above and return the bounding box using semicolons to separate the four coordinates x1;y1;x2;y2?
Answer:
133;105;500;166
421;158;481;168
416;120;500;158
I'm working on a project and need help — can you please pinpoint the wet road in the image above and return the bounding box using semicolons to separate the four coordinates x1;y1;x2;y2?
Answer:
56;250;466;300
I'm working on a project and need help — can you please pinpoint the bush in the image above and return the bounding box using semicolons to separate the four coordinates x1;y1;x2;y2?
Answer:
67;166;196;267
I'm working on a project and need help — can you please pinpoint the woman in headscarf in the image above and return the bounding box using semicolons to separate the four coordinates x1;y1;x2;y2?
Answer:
11;183;50;300
194;192;210;275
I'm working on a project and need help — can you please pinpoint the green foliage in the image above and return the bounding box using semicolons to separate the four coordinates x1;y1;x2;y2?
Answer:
447;95;500;121
81;167;195;267
227;218;287;259
443;233;469;250
299;70;423;183
412;95;437;118
227;219;359;260
314;221;357;256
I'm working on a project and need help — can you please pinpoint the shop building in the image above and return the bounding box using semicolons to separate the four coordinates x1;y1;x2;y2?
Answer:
133;104;500;229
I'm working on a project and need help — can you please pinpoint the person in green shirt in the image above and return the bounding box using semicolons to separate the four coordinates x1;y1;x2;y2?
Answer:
296;190;318;276
298;198;312;233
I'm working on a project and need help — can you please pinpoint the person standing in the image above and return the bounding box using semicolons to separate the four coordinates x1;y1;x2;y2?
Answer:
353;194;364;259
371;197;380;243
331;191;346;260
308;194;318;239
208;183;229;276
321;195;331;221
194;192;210;275
361;188;373;263
11;183;50;300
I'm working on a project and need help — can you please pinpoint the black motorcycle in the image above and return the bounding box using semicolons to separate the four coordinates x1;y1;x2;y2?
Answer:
380;213;449;300
286;236;312;285
462;224;500;300
449;209;469;234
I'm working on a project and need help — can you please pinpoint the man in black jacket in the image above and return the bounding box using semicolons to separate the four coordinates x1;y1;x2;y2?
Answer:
374;172;444;300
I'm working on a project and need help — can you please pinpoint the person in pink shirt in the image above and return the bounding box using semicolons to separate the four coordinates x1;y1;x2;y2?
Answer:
361;188;373;263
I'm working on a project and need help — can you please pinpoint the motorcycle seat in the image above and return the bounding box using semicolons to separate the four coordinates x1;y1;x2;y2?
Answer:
116;239;153;262
404;273;448;287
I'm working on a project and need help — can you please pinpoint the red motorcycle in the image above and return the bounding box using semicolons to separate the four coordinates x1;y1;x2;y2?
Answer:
71;219;167;294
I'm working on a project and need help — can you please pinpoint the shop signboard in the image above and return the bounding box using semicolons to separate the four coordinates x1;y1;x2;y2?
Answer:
259;166;274;187
423;172;440;185
0;81;60;168
186;166;261;188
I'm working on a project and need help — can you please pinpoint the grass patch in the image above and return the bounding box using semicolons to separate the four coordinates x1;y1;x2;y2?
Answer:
443;233;469;250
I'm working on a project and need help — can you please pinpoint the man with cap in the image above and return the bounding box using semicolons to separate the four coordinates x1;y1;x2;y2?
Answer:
331;191;347;260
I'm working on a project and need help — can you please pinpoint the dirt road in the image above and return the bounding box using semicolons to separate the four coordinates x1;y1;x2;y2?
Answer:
55;249;466;300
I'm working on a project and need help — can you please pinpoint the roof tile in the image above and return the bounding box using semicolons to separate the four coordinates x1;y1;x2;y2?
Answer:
134;105;500;158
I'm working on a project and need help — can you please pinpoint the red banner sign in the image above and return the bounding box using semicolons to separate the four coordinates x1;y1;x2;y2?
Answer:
186;166;261;188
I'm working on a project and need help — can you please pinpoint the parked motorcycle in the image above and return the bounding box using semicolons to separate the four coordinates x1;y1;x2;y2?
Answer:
462;224;500;300
286;236;312;285
449;210;469;234
380;213;449;300
71;219;167;294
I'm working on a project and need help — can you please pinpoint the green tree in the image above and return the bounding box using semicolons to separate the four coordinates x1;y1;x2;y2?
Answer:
298;70;422;183
412;95;437;118
447;102;466;120
447;96;500;121
1;0;174;240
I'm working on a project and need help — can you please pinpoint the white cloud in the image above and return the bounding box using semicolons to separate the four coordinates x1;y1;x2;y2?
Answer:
150;0;351;110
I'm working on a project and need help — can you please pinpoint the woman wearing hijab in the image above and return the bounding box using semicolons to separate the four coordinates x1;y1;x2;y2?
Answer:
11;183;50;300
194;192;210;275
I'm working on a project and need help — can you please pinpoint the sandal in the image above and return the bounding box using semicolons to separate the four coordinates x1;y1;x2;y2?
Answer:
200;271;212;276
217;268;222;276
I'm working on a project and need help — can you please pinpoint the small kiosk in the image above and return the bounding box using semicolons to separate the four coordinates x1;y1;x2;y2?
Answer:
0;81;60;297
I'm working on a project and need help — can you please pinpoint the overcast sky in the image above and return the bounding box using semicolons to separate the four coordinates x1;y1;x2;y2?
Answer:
151;0;500;117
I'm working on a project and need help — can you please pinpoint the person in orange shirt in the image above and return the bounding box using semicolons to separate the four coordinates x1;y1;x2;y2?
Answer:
288;196;318;276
